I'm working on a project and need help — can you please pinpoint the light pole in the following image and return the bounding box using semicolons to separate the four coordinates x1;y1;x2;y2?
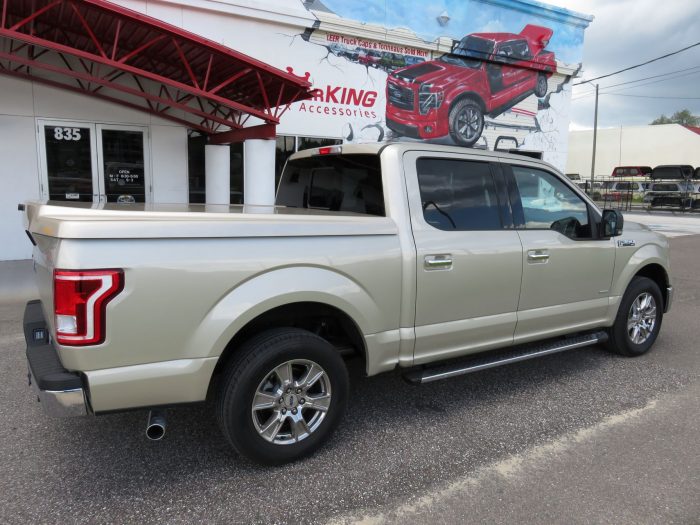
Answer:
590;83;599;196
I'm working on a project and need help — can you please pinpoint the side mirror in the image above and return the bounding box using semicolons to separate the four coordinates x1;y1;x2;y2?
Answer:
601;209;624;238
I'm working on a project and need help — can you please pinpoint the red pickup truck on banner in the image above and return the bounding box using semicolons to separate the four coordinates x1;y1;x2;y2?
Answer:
386;24;556;147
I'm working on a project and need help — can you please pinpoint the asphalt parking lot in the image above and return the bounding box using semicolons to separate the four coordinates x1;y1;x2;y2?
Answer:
1;234;699;524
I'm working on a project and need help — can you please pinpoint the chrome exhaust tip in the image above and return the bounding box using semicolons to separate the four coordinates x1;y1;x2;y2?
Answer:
146;410;166;441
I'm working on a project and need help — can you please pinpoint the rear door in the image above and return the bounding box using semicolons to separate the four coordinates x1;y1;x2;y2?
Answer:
502;161;616;343
405;150;523;364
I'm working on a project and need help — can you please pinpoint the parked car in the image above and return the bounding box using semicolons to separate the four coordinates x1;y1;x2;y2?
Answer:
643;181;694;208
611;166;652;177
566;173;581;181
385;24;556;147
601;180;647;201
358;49;382;67
21;143;672;464
650;165;694;180
379;52;406;72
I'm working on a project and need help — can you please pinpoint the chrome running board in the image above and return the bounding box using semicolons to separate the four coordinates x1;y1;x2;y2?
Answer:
404;331;608;384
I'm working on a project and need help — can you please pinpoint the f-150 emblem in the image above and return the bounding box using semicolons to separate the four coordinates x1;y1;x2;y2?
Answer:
618;239;636;247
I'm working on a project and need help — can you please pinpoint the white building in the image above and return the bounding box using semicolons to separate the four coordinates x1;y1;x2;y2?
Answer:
566;124;700;178
1;0;591;261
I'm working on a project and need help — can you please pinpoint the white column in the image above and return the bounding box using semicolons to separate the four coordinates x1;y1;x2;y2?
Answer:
205;144;230;205
243;138;276;209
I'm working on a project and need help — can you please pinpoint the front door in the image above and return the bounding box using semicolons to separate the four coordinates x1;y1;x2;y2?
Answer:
404;151;523;365
38;120;149;204
503;162;616;343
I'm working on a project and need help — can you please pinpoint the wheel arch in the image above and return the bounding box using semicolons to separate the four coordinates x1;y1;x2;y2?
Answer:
448;91;486;114
633;263;670;309
211;301;367;384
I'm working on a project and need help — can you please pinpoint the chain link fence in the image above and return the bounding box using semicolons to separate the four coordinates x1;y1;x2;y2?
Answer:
572;177;700;213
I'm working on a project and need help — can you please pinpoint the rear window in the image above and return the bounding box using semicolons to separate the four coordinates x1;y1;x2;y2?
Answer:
276;154;384;216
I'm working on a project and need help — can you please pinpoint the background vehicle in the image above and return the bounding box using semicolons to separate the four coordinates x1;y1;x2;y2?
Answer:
358;49;382;67
611;166;652;177
643;181;694;208
386;24;556;147
379;52;406;72
22;143;672;464
650;165;695;180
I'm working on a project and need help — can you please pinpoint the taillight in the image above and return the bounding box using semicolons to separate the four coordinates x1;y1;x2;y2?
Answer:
53;269;124;346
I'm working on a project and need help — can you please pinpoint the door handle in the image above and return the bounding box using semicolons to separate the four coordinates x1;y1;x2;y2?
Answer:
424;255;452;270
527;250;550;263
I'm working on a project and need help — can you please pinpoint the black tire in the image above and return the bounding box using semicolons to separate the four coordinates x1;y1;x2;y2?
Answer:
448;98;484;147
606;276;663;357
534;73;548;98
216;328;349;465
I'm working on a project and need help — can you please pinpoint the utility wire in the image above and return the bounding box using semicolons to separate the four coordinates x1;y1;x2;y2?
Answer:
574;65;700;96
606;93;700;100
571;68;700;101
574;41;700;86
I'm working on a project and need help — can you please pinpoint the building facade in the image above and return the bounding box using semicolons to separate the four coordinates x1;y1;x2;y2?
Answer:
0;0;591;261
567;124;700;178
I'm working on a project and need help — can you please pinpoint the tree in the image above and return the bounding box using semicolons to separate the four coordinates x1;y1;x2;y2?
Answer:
651;109;700;126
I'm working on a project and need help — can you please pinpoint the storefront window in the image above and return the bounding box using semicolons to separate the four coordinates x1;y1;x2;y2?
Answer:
230;142;244;204
188;135;206;204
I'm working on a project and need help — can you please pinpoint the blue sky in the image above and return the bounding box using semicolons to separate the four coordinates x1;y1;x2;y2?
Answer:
320;0;591;64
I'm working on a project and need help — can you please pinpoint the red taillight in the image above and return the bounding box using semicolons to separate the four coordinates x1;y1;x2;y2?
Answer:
53;269;124;346
317;145;342;155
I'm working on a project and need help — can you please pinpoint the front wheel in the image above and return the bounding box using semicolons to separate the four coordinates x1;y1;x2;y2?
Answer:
606;276;663;356
216;328;349;464
448;98;484;147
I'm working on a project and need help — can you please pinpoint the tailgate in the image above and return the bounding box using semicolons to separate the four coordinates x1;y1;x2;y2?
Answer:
23;202;59;336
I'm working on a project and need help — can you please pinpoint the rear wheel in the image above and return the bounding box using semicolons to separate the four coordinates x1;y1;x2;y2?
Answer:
606;276;663;356
216;328;349;464
448;98;484;147
534;73;548;98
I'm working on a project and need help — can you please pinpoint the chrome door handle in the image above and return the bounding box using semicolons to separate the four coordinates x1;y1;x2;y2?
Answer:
424;255;452;270
527;250;550;263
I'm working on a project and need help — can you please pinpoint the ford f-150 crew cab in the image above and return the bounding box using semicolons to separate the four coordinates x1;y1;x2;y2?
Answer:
21;143;672;464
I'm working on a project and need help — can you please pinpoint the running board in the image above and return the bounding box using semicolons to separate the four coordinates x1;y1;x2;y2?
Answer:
404;331;608;384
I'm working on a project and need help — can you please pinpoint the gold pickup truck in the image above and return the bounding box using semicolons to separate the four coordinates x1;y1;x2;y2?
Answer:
21;143;672;464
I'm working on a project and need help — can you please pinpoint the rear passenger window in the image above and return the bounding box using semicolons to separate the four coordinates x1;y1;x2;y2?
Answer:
416;158;502;231
276;154;384;216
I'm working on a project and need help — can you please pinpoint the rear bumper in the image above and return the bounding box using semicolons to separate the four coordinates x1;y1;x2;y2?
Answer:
24;300;88;417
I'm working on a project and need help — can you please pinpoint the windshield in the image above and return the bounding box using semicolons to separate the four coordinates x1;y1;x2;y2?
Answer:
440;36;493;69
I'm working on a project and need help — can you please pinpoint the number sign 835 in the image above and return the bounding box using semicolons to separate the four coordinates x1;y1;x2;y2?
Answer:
53;127;82;141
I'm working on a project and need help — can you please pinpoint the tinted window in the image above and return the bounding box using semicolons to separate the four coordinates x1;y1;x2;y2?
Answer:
416;159;502;231
512;166;591;239
276;154;384;216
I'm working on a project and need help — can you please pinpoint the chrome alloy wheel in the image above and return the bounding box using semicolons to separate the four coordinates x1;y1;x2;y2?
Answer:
251;359;332;445
627;292;657;345
456;106;482;142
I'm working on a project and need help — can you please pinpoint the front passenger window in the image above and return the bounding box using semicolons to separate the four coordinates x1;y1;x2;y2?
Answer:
512;166;591;239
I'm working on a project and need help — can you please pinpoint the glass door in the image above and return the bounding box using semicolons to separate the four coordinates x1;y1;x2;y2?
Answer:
97;124;149;204
37;120;99;202
38;121;150;204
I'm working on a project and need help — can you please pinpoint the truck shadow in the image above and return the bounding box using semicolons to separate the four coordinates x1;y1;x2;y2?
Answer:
37;342;688;518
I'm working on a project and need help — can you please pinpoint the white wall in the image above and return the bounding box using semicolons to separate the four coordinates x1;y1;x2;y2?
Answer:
0;115;40;261
567;124;700;177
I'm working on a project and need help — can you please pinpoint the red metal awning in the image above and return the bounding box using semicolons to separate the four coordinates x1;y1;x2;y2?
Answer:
0;0;313;142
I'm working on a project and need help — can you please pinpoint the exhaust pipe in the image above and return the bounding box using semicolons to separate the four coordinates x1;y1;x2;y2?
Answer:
146;410;166;441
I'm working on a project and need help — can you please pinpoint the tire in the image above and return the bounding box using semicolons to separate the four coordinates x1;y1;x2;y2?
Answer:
216;328;349;465
534;73;548;98
606;276;663;357
448;98;484;147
